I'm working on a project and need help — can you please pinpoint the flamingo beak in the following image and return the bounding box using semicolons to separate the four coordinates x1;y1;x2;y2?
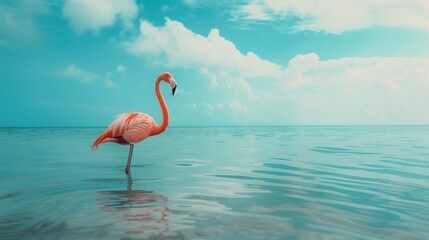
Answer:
169;77;177;96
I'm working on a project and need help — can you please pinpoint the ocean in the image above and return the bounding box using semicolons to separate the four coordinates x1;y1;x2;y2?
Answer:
1;126;428;239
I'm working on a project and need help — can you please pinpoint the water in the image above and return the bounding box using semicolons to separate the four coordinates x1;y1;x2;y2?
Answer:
1;126;429;239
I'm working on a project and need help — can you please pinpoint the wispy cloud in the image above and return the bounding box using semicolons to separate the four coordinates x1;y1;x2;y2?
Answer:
0;0;54;46
60;64;99;83
105;79;117;88
234;0;429;34
190;100;249;114
59;64;127;88
234;1;272;21
161;5;170;12
62;0;138;33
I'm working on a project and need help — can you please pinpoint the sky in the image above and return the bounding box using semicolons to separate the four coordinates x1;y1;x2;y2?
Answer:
1;0;429;127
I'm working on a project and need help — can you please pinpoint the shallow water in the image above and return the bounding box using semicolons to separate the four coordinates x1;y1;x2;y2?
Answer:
1;126;429;239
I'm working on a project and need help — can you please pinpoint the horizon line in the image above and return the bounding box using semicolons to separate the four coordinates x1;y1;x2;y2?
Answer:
1;124;429;128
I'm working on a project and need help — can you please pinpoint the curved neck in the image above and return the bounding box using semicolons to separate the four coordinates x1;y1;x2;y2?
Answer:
151;78;169;135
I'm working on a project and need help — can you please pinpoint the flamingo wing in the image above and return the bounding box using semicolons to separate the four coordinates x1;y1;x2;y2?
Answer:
122;114;155;144
92;112;155;150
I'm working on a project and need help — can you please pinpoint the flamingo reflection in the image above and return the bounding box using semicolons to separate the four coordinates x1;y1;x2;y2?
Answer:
96;175;170;236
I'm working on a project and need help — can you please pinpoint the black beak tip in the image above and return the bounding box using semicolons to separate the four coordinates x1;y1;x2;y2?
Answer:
172;86;177;96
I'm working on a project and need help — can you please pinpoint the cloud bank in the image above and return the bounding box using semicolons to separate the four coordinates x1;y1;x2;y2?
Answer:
124;18;429;124
125;19;429;90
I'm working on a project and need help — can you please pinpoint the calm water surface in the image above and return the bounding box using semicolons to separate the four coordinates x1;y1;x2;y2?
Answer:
1;126;429;239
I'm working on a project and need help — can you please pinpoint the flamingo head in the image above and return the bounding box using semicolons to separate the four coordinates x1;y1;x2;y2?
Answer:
158;72;177;95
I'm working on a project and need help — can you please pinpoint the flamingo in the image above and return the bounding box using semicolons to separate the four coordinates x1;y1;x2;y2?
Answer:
92;72;177;174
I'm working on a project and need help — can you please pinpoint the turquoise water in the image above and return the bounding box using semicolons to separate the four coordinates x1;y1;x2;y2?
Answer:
1;126;429;239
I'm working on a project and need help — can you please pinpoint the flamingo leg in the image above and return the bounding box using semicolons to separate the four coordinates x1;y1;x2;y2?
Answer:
125;144;134;174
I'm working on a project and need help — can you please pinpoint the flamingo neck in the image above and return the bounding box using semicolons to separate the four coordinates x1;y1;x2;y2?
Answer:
152;78;169;135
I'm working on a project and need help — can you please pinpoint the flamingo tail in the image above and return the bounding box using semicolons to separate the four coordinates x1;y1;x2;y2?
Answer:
92;129;112;151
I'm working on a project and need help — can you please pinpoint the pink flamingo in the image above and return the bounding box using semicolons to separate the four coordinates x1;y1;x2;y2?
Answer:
92;72;177;174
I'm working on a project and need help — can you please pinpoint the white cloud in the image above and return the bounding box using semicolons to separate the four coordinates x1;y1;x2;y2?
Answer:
116;65;127;73
62;0;138;33
124;18;282;78
236;0;429;33
60;64;99;83
197;68;220;88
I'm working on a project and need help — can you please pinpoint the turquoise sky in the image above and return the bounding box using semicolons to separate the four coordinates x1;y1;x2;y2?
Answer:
1;0;429;127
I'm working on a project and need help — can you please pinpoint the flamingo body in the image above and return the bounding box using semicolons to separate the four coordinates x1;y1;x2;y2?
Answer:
92;112;156;150
92;72;177;174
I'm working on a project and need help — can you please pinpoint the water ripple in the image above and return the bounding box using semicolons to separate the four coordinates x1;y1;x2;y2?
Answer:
311;146;379;155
